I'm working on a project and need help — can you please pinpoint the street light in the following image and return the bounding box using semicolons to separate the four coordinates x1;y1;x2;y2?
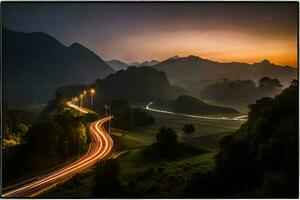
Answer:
74;97;79;107
90;89;95;109
80;94;83;107
104;103;112;134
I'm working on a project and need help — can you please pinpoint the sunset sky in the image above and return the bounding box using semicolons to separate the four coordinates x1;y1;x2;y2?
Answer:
3;2;298;67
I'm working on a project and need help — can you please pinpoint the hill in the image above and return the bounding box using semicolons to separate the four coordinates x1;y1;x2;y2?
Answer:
3;28;114;107
200;78;283;105
152;95;238;115
185;80;298;198
154;55;297;86
93;66;187;102
106;60;128;71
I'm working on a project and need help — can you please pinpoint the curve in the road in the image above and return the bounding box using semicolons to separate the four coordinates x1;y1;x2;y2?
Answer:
145;102;248;121
2;102;113;197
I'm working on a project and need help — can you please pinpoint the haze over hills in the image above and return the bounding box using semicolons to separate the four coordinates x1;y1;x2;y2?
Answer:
105;59;128;71
3;28;114;107
94;66;187;102
106;59;160;71
128;60;160;67
153;55;297;86
55;66;187;103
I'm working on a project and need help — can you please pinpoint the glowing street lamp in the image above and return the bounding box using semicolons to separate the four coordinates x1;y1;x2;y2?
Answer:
90;89;95;109
80;94;83;107
74;97;79;107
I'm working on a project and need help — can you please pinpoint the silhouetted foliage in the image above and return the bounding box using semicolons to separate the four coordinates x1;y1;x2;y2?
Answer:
110;100;154;130
92;159;123;197
182;123;195;134
82;113;99;123
55;112;87;159
201;78;283;104
156;127;178;149
132;108;155;126
28;120;62;156
40;95;69;120
185;80;298;198
258;77;283;89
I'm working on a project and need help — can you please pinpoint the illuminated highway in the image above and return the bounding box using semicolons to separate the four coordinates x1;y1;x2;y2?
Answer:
2;102;113;197
145;102;247;121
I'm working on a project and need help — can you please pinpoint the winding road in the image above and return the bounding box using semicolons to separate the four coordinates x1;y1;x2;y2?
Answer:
145;102;248;121
2;102;113;197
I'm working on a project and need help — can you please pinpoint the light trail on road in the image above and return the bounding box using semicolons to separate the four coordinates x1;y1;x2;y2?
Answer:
2;102;113;197
145;102;248;121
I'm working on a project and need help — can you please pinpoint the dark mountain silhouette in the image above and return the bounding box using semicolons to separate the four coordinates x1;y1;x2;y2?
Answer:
129;60;160;67
154;55;297;86
167;55;181;60
3;28;114;107
106;60;128;71
94;66;187;102
152;95;238;115
200;78;283;105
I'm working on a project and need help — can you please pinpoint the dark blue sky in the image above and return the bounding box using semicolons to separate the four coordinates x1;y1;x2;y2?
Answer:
2;2;298;66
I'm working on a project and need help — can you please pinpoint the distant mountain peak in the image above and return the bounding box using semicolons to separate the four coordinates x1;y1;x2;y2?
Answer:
259;59;272;65
187;55;202;60
168;55;180;60
106;59;128;71
128;59;160;67
69;42;84;49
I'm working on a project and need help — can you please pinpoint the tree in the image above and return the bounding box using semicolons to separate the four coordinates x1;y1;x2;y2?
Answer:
185;81;298;198
28;120;62;156
83;113;99;123
258;77;283;90
132;108;155;126
92;159;123;197
182;123;195;134
40;95;69;120
156;127;178;149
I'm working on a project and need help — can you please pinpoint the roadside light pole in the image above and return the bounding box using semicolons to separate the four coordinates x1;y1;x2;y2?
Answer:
104;104;108;116
74;97;79;107
104;104;112;134
83;90;87;107
78;118;81;158
80;94;83;107
108;106;111;134
90;89;95;109
64;140;68;159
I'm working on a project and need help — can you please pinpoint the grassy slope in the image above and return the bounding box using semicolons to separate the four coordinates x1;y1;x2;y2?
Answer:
40;109;244;197
39;130;214;197
131;110;243;151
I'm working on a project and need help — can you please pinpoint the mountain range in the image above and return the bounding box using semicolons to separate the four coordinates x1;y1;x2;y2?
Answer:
153;55;297;86
106;59;160;71
3;28;297;108
3;28;114;107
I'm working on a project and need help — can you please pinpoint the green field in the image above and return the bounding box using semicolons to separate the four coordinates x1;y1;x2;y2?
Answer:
129;109;244;151
40;130;215;198
40;106;245;197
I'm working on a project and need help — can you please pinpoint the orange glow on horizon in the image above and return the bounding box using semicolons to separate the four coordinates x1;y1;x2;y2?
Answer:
107;30;298;68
